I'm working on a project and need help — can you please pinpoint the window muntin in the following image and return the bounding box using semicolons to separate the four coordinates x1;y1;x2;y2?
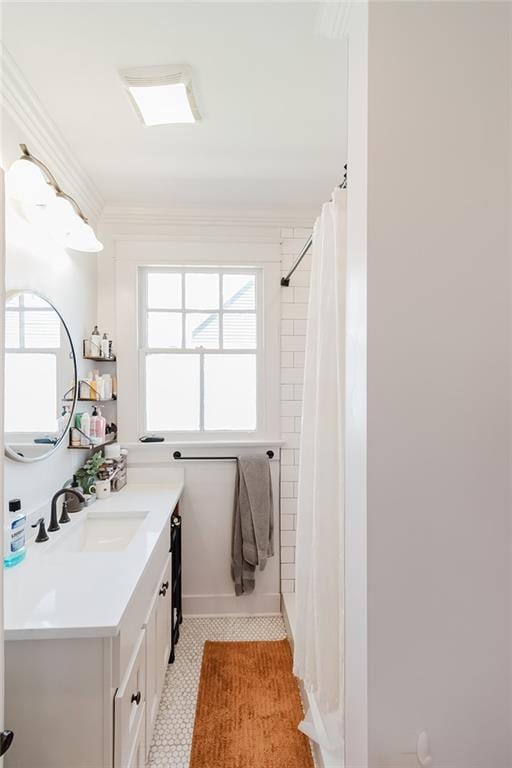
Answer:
140;267;261;434
5;294;61;435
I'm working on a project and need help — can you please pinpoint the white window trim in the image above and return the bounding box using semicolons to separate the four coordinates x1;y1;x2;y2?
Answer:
138;265;263;439
114;242;281;444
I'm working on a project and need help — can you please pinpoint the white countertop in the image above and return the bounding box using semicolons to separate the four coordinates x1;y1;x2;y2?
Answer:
4;476;184;641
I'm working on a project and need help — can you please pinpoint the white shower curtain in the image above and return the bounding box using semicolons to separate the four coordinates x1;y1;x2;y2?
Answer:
293;187;346;759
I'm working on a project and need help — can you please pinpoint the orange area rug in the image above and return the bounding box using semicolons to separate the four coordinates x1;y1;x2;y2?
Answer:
189;639;314;768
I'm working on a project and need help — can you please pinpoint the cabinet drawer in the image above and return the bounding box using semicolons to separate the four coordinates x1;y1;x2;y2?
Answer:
114;630;146;768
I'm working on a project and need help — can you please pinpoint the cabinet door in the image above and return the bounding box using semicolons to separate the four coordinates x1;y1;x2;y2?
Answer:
156;556;172;701
126;704;146;768
144;591;159;757
114;631;146;768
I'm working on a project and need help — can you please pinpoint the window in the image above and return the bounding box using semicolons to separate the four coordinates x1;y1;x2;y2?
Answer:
139;267;261;435
5;293;61;435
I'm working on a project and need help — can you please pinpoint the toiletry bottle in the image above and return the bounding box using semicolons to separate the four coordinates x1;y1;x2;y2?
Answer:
90;325;101;357
90;406;99;443
103;374;112;400
98;375;105;401
96;407;106;442
101;333;110;359
4;499;27;567
86;371;96;400
92;369;103;400
80;411;91;447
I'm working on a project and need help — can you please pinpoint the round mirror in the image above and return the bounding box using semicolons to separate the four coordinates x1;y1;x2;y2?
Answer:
4;290;77;462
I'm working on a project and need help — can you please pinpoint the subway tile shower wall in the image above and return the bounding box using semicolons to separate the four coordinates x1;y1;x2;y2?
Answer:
280;227;312;594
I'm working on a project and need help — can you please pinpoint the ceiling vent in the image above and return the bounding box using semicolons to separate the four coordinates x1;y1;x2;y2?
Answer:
120;65;201;126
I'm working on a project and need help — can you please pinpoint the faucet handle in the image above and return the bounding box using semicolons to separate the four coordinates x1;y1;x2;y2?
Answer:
59;500;71;525
31;518;49;543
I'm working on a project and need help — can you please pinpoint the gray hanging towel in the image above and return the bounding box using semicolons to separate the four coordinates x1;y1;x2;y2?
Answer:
231;455;274;596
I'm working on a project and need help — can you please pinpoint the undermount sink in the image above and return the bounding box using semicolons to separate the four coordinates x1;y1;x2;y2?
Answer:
49;511;149;553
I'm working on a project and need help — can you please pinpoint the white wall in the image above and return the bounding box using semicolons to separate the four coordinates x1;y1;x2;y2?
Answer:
344;3;369;766
1;110;98;517
97;211;320;611
365;3;511;766
280;225;312;594
124;443;281;615
98;209;311;613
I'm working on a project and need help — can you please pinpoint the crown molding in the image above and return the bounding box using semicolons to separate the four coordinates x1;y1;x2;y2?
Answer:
0;43;104;223
99;205;315;232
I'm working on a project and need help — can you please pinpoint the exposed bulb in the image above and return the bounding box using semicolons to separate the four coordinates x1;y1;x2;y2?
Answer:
66;218;104;253
6;159;54;206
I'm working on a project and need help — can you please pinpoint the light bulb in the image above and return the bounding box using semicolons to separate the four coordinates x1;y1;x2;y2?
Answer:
66;218;104;253
6;159;54;206
45;195;77;243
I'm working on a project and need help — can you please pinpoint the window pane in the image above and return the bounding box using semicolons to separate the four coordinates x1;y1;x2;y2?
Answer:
223;313;256;349
6;296;20;308
24;311;61;348
147;272;182;309
204;354;256;430
5;312;20;349
147;312;182;348
186;313;219;349
5;353;58;433
185;273;219;310
223;274;255;310
146;354;200;431
23;294;49;308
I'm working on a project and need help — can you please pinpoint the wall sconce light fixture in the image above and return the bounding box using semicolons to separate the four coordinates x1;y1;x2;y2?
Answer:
7;144;103;253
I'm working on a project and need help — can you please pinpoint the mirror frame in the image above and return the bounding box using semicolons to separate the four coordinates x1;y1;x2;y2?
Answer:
4;289;78;463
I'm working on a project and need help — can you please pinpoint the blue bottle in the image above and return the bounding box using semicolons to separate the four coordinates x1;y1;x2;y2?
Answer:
4;499;26;568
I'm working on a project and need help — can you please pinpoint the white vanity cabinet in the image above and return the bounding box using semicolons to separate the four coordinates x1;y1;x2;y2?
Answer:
5;496;180;768
144;556;172;754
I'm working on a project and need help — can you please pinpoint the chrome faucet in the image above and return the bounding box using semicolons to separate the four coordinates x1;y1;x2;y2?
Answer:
48;488;85;533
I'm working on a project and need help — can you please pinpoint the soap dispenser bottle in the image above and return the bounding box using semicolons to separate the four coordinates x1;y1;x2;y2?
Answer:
4;499;26;568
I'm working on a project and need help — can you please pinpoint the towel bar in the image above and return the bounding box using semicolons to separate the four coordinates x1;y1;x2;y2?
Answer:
173;450;274;461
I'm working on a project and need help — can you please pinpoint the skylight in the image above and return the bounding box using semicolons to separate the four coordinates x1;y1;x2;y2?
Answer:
121;65;200;126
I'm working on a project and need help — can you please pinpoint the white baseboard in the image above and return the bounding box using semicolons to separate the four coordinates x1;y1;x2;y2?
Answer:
183;592;281;615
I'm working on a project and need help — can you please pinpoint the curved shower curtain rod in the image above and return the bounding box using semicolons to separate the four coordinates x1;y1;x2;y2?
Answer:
280;164;347;287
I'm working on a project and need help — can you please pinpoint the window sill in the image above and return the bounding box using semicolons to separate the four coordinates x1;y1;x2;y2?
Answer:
122;438;284;450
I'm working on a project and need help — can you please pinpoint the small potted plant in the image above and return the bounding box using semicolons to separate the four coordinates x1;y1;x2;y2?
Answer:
75;451;106;494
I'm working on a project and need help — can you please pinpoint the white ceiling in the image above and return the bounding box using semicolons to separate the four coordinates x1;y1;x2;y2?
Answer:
2;2;347;214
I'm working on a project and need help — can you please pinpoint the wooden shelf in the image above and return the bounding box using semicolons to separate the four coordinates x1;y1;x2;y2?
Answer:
64;398;117;403
68;435;116;450
83;355;116;362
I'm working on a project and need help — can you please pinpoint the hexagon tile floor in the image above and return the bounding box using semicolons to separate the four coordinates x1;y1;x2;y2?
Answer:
147;615;291;768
